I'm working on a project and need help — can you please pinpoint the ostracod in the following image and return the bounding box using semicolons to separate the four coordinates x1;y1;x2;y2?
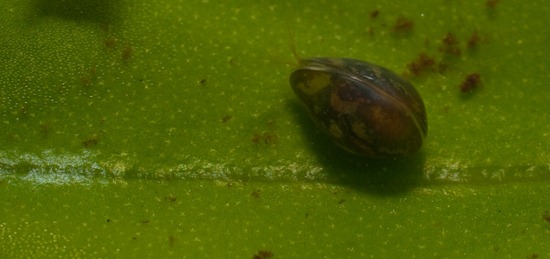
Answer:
290;57;427;158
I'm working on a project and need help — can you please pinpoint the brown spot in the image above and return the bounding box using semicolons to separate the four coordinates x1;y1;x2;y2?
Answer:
370;10;380;19
263;133;278;144
266;119;276;128
467;31;481;49
168;235;176;247
392;16;414;33
442;32;458;46
252;132;278;145
486;0;500;8
80;67;97;87
424;38;431;48
228;57;237;67
165;195;177;203
221;115;233;123
141;219;150;224
543;211;550;223
251;189;261;199
252;133;262;144
528;253;539;259
100;23;111;33
39;122;52;138
121;45;133;62
437;62;449;74
16;104;29;118
337;199;346;205
439;32;461;56
367;26;375;37
253;250;273;259
407;53;436;76
459;73;481;93
104;36;117;49
82;136;100;148
199;79;207;85
80;76;92;87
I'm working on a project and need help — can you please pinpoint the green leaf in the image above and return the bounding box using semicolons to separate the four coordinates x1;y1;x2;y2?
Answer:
1;0;549;257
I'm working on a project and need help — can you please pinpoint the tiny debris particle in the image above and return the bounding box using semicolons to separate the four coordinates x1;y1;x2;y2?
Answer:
199;78;207;85
252;250;273;259
459;73;482;93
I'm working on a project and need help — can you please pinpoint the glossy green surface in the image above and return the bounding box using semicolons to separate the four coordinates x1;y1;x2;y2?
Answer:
1;180;549;258
1;0;549;257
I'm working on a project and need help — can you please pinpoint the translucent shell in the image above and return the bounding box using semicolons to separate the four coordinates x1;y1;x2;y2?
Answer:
290;58;428;158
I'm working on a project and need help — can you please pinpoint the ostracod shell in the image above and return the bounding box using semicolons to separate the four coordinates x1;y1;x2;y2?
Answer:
290;58;427;158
